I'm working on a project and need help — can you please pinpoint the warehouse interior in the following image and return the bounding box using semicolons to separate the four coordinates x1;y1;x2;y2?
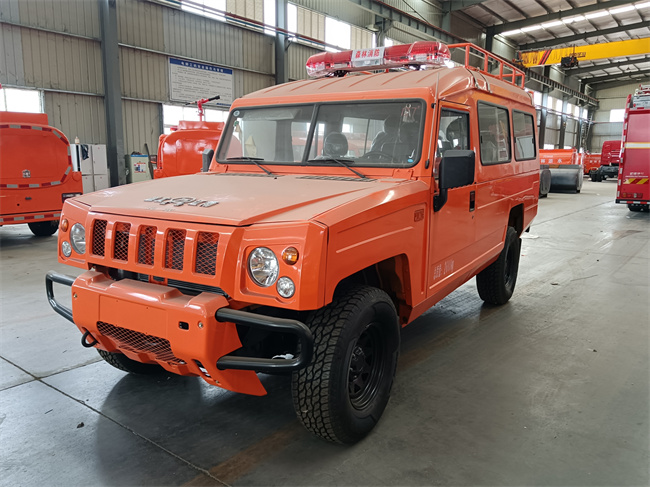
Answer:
1;0;649;486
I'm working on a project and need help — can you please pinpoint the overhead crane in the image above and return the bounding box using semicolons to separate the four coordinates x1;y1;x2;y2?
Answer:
518;38;650;68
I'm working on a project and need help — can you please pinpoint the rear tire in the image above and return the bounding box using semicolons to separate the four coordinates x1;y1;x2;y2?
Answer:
476;226;521;305
98;349;165;375
28;220;59;237
292;286;400;444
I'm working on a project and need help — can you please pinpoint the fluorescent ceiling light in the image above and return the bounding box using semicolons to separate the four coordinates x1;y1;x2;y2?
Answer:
521;25;543;32
585;11;609;19
635;1;650;8
568;15;586;21
609;5;636;14
542;20;563;28
501;29;523;36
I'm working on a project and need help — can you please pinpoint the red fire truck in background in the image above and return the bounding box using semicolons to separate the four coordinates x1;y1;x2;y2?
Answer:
590;139;621;182
154;120;224;178
617;85;650;212
583;152;601;176
0;111;82;236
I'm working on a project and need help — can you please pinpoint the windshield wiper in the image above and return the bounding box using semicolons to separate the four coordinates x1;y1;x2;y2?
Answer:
307;158;368;179
226;157;274;176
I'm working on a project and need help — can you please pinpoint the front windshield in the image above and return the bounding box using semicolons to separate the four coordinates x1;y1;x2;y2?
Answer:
215;101;425;168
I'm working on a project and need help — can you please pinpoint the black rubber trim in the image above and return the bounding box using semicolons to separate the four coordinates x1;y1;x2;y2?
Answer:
45;271;75;323
215;308;313;372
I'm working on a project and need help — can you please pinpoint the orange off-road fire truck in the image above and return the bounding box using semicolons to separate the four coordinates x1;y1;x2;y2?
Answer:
0;111;82;236
616;84;650;212
46;42;539;444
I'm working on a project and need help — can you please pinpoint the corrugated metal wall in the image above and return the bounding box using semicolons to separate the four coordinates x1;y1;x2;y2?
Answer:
44;92;106;144
123;100;162;156
288;43;319;81
587;82;638;152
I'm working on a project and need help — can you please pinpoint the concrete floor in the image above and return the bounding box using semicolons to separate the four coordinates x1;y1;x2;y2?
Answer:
1;178;648;486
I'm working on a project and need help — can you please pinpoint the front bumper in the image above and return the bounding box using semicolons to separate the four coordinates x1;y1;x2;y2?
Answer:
46;270;313;396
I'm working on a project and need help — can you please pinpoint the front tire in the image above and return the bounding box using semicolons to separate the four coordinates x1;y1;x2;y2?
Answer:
476;226;521;305
292;286;400;444
98;349;165;375
28;220;58;236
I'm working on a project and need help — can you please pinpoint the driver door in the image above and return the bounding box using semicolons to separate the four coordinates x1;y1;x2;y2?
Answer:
427;104;477;299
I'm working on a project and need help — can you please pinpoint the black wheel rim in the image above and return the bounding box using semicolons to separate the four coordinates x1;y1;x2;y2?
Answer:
348;322;385;410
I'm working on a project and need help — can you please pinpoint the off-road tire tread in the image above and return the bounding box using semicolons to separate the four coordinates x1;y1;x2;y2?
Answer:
291;285;397;444
476;226;520;305
98;349;164;375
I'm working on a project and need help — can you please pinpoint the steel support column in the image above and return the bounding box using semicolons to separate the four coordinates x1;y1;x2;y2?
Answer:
558;96;568;149
99;0;125;187
275;0;287;85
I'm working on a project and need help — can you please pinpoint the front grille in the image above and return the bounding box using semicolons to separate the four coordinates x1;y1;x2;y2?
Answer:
113;223;131;261
97;321;183;365
137;226;157;265
195;232;218;275
92;220;107;256
164;229;186;270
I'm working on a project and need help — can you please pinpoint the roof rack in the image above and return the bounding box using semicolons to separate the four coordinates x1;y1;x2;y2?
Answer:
448;43;525;89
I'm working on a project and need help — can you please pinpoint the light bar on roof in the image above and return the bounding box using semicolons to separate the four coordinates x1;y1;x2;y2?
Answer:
305;41;451;78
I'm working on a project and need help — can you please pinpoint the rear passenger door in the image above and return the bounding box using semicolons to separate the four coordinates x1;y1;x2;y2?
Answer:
427;105;476;297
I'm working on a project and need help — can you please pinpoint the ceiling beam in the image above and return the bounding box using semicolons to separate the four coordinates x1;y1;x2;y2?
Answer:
584;68;650;85
346;0;464;44
489;0;635;35
592;77;650;91
442;0;488;11
567;57;650;76
520;20;650;50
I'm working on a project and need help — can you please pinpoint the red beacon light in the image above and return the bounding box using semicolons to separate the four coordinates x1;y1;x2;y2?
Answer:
306;41;451;78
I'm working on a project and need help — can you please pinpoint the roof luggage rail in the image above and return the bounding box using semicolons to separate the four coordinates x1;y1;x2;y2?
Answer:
448;43;526;89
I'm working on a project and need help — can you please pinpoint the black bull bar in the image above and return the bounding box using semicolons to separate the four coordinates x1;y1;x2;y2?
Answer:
45;271;314;373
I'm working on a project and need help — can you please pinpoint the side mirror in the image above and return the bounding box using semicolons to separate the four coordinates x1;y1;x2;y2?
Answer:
202;147;214;172
434;150;475;212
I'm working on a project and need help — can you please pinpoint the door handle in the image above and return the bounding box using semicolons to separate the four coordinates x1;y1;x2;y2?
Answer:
469;191;475;212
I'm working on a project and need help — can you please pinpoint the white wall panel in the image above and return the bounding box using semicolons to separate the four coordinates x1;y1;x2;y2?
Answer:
0;23;25;86
16;0;100;39
45;92;106;144
291;0;372;28
123;99;162;155
118;0;165;50
296;5;325;43
227;0;264;23
0;0;20;23
20;29;103;94
120;47;168;102
288;43;319;81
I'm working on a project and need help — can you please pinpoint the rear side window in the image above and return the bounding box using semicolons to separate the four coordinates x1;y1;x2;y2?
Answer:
478;103;511;165
513;111;536;160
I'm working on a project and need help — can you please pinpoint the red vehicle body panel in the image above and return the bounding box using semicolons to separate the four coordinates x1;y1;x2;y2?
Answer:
583;153;601;174
601;140;622;167
154;120;224;179
0;111;82;225
617;91;650;207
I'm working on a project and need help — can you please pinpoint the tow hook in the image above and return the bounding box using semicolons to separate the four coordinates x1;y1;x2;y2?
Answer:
81;330;98;348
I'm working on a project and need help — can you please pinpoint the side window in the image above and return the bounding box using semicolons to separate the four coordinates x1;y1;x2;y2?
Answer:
478;103;511;165
513;111;536;160
436;109;470;159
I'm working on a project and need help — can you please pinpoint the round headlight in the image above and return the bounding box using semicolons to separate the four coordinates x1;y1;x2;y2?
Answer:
248;247;279;287
61;240;72;257
276;277;295;298
70;223;86;254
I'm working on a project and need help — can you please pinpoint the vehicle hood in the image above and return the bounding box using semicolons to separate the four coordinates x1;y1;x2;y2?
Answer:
73;173;417;226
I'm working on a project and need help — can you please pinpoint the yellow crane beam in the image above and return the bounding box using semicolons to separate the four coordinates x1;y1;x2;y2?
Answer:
519;38;650;68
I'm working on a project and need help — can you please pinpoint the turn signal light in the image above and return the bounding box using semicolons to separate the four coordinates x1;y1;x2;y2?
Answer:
282;247;299;265
60;219;69;232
